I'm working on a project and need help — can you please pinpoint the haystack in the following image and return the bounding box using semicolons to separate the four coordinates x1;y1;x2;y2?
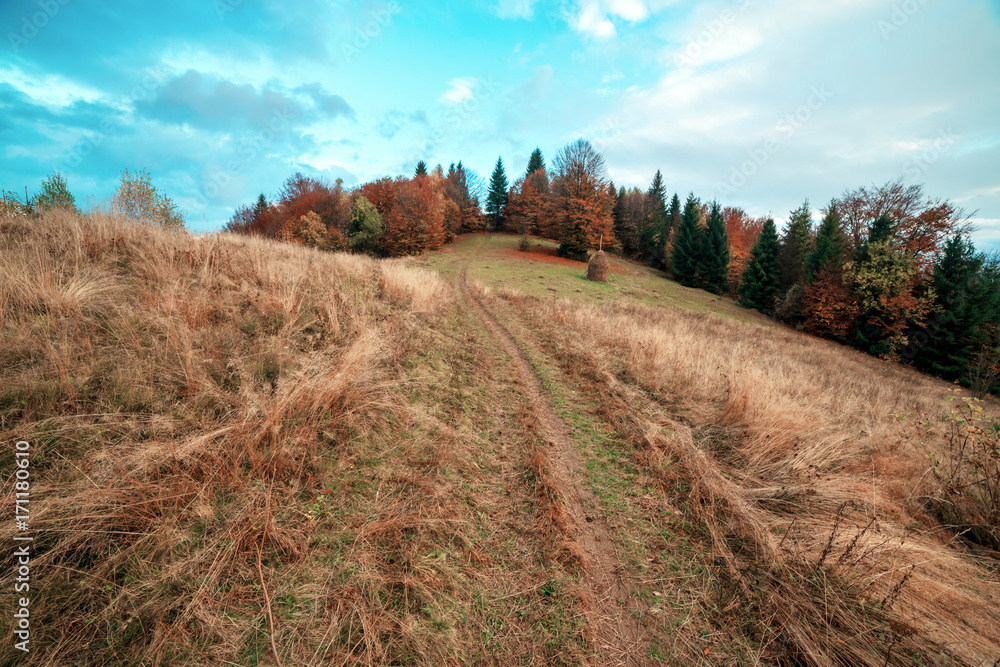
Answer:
587;250;609;282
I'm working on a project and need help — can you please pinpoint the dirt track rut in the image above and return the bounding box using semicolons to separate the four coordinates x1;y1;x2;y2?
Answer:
460;272;651;666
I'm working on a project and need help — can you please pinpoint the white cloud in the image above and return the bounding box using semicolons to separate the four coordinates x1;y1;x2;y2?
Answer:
438;77;480;105
494;0;539;20
0;64;104;108
564;0;658;38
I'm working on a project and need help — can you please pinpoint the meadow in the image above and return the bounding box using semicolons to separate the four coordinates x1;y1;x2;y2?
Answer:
1;212;998;665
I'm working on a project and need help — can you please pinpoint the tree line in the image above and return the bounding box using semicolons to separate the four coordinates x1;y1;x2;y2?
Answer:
9;144;992;396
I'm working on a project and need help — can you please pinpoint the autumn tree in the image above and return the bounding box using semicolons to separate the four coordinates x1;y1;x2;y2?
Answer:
549;139;614;261
379;176;445;256
506;172;549;237
671;193;703;286
486;156;509;231
724;207;765;293
837;179;970;263
698;201;730;294
737;218;780;313
111;168;185;228
357;177;397;218
846;218;934;359
33;172;78;214
347;195;383;256
274;173;350;240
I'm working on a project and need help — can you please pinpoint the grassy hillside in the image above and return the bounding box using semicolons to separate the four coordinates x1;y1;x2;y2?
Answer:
2;215;999;665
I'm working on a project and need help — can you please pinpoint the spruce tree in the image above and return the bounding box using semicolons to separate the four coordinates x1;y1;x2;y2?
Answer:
698;201;730;294
641;170;669;265
414;161;428;177
778;199;812;293
805;202;843;282
914;235;1000;383
737;218;780;313
525;148;544;177
671;193;703;287
486;156;509;231
253;193;268;221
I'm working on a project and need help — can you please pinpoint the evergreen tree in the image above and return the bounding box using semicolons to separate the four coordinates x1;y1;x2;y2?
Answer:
414;161;428;177
252;193;268;220
525;148;544;178
855;214;895;264
486;156;509;231
914;235;1000;383
668;193;681;230
33;172;78;214
641;170;669;265
698;201;730;294
778;199;812;293
737;218;781;313
805;202;844;282
671;193;703;287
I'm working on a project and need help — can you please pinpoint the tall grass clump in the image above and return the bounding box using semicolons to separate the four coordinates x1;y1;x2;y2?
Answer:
0;208;452;664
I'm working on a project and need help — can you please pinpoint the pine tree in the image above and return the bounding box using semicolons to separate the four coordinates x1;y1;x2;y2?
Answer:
414;161;428;177
855;214;895;264
671;193;703;287
805;202;844;282
33;172;78;214
737;218;780;313
914;235;1000;382
698;201;730;294
486;156;509;231
252;193;268;220
778;199;812;293
641;170;669;265
525;148;544;178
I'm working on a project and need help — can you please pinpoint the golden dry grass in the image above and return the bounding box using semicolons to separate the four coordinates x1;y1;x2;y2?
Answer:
485;287;1000;665
3;208;998;665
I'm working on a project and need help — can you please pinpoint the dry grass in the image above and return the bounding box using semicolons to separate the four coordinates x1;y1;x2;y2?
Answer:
0;209;462;664
485;289;1000;665
5;208;999;665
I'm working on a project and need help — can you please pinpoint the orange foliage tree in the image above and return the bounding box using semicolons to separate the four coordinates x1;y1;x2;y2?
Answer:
550;140;614;260
800;267;860;341
506;170;550;236
837;179;970;265
724;207;765;294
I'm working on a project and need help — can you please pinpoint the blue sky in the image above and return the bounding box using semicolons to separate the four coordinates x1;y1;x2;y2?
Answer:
2;0;999;247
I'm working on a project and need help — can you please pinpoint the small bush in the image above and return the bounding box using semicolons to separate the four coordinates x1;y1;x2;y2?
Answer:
925;392;1000;549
